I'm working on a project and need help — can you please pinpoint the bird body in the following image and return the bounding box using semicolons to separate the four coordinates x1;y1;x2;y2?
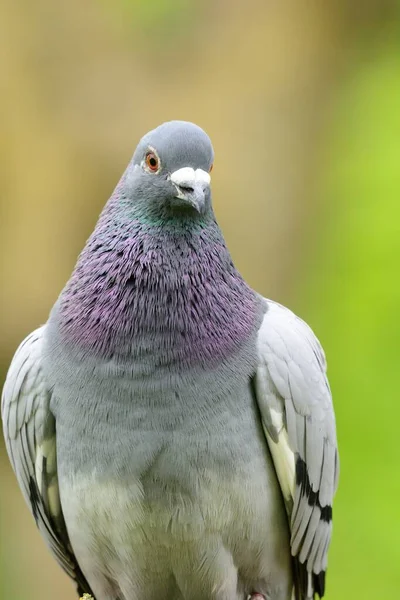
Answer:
49;322;292;600
2;121;338;600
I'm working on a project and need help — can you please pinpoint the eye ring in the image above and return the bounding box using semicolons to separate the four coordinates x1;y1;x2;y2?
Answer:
145;150;160;173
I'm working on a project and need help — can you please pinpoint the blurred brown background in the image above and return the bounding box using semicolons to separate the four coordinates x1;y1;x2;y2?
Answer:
1;1;400;598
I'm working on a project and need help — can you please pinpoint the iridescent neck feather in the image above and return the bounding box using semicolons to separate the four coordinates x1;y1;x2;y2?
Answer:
57;182;261;370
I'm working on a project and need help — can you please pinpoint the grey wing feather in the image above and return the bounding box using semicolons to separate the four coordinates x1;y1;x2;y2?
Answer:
1;326;93;598
254;300;339;599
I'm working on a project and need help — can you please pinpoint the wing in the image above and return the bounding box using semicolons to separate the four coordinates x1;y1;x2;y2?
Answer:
1;326;93;598
254;300;339;600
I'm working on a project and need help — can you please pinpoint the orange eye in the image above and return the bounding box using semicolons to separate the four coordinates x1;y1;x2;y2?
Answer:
145;151;159;172
209;163;214;173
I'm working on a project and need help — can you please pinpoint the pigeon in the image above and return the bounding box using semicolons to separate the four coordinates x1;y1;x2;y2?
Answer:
2;120;339;600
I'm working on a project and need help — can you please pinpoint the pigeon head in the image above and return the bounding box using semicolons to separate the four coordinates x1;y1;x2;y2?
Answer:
126;121;214;219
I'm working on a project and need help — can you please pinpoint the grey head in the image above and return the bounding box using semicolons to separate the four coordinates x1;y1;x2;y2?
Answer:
125;121;215;220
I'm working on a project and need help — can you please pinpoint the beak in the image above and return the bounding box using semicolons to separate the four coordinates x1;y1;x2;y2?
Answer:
169;167;211;213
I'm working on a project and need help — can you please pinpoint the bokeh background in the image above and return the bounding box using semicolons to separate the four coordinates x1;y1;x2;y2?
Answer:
1;1;400;598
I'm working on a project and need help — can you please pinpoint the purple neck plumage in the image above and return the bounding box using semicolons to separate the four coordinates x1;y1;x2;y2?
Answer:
57;184;260;370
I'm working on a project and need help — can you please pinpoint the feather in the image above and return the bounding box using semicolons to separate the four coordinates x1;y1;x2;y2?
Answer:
1;327;93;598
255;300;339;598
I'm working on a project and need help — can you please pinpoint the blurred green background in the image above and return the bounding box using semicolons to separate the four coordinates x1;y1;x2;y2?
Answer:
1;1;400;598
